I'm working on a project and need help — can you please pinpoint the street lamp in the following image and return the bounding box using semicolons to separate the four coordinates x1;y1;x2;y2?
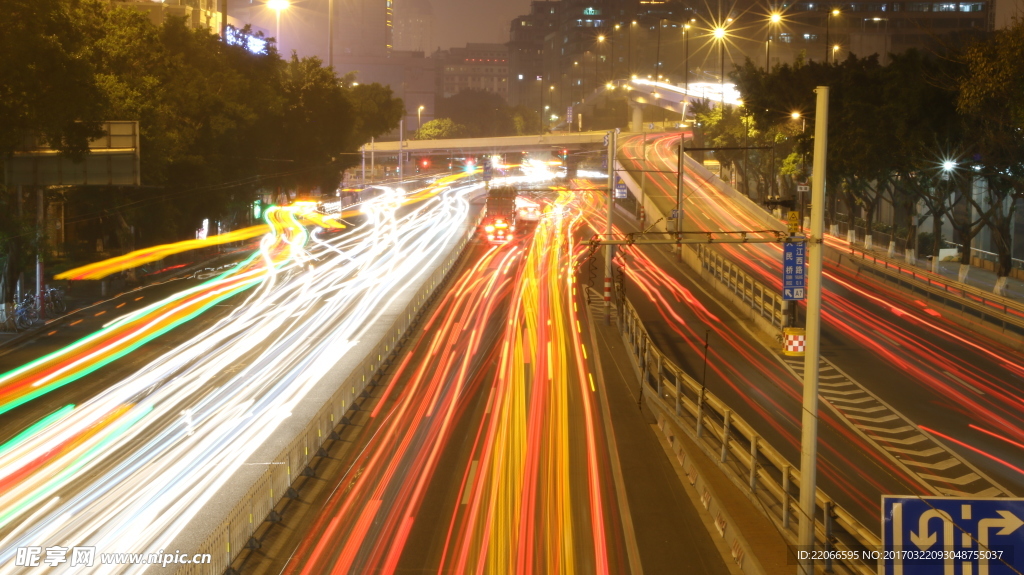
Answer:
767;13;781;70
832;43;840;63
597;34;606;84
629;20;637;79
791;111;805;132
417;105;425;130
684;23;691;93
713;26;727;102
267;0;289;47
825;8;840;63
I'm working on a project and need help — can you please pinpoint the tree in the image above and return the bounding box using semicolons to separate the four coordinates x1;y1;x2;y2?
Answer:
0;0;107;158
414;118;469;140
957;19;1024;290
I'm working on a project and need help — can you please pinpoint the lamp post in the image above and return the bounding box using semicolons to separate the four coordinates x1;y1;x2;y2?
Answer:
832;43;840;63
417;105;425;130
684;22;691;92
767;12;781;70
268;0;289;47
825;8;839;63
629;20;637;78
597;34;606;84
655;19;664;84
713;26;727;103
613;24;621;79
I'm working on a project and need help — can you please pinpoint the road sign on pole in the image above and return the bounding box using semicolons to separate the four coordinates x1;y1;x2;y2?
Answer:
482;158;492;182
882;496;1024;575
782;241;806;300
614;179;628;199
788;210;801;235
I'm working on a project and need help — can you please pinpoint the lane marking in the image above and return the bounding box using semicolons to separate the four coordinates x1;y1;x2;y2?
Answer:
94;311;106;317
942;370;985;395
461;460;478;505
69;319;83;326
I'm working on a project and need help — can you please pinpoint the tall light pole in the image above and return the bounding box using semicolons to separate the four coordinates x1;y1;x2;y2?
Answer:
655;19;664;83
597;34;606;85
825;8;839;63
268;0;289;48
713;26;727;103
832;44;840;63
767;12;781;70
798;85;829;575
417;105;425;130
629;20;637;79
613;24;620;79
684;22;691;92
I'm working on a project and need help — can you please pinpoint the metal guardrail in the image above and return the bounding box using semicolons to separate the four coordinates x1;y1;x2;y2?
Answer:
839;244;1024;337
693;244;786;332
176;219;478;575
617;297;879;575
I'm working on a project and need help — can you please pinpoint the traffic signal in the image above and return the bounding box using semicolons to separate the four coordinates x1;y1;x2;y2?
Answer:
420;158;431;169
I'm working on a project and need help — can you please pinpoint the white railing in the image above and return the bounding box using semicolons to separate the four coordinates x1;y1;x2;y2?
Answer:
617;296;879;575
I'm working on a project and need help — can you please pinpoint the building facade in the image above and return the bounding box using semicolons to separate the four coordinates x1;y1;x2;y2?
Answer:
508;2;560;111
435;43;509;100
772;1;990;67
393;0;434;53
114;0;223;31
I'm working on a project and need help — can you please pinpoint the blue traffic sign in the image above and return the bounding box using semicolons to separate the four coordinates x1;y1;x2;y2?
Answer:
882;496;1024;575
482;158;493;182
782;241;806;300
614;179;628;199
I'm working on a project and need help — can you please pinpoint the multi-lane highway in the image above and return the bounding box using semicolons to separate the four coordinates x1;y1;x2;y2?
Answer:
0;176;480;571
616;133;1024;526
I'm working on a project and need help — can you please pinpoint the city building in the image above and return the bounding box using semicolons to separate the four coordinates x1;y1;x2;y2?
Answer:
435;43;509;100
393;0;434;53
508;2;560;112
333;0;394;59
770;1;991;67
113;0;223;31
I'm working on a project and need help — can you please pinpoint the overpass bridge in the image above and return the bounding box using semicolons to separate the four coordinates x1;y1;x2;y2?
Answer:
359;132;608;156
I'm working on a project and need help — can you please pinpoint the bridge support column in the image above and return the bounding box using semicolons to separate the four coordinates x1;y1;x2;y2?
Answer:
631;104;643;133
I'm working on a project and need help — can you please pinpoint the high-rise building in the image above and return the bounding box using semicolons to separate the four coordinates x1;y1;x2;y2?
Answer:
508;2;560;112
334;0;394;59
435;43;509;100
393;0;434;53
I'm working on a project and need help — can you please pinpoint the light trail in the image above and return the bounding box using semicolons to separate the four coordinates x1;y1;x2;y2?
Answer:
615;132;1024;511
0;181;480;572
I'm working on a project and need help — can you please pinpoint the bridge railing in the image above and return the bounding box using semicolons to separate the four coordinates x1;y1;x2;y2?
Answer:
177;215;480;575
617;295;879;575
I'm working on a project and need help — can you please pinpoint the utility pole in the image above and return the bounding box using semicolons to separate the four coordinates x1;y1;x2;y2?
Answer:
370;138;375;183
605;129;617;325
676;137;684;261
36;187;45;320
797;85;829;575
398;119;404;181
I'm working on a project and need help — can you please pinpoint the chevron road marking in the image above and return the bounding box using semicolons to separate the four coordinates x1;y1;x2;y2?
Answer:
844;413;900;423
859;425;917;434
917;472;982;485
773;354;1013;498
901;458;960;471
839;405;887;414
887;446;945;457
825;395;875;404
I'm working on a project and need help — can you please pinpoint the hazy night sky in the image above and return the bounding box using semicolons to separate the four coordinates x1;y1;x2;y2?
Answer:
431;0;532;49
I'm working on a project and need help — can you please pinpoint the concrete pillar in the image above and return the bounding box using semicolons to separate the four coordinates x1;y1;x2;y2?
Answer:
631;103;643;133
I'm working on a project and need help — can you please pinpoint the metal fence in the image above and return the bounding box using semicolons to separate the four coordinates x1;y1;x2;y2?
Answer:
617;297;879;575
176;219;478;575
692;244;786;332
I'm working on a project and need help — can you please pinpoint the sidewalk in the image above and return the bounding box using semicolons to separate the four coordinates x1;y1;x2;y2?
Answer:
585;296;789;575
855;241;1024;300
